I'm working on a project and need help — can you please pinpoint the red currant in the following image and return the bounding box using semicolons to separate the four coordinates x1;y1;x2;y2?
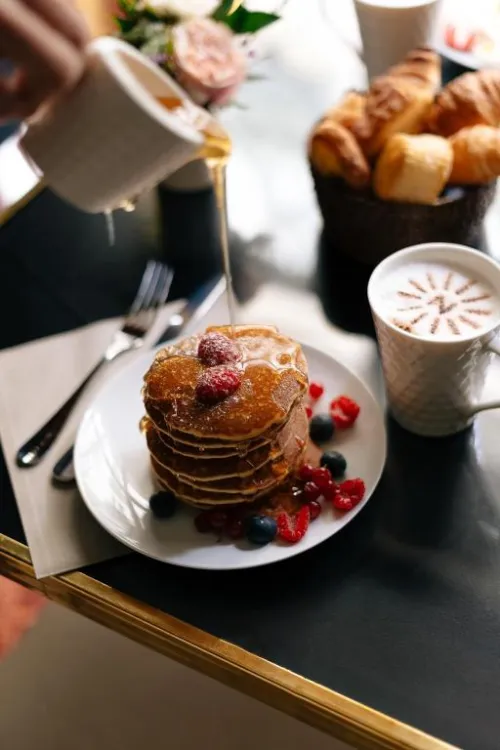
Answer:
207;510;228;530
194;512;212;533
308;500;322;521
226;518;245;539
320;480;337;500
298;463;314;482
309;382;324;400
303;482;321;502
305;405;313;420
311;466;333;490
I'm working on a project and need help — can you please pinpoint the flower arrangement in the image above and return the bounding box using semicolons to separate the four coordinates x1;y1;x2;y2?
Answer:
115;1;282;108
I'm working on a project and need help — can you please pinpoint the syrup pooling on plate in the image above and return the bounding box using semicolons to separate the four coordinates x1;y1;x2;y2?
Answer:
143;325;308;440
376;261;500;340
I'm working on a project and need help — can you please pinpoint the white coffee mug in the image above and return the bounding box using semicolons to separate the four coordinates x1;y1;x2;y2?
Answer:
368;243;500;437
354;0;441;80
20;37;225;213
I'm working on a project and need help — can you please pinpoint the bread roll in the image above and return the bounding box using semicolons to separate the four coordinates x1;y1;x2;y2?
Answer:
384;47;441;95
309;119;371;189
374;133;453;205
351;76;434;157
427;69;500;137
324;91;366;131
450;125;500;184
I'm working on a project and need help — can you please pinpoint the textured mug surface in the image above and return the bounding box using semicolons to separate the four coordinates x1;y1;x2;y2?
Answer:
368;243;500;437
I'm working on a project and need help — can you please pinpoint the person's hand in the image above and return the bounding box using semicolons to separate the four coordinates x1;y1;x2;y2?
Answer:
0;0;90;121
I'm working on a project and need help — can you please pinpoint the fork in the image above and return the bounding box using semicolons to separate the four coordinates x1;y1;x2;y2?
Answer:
16;260;173;469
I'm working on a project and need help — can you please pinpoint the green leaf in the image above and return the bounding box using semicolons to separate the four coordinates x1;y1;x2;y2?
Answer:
140;34;168;57
212;0;240;18
117;0;138;14
118;18;165;45
115;16;137;33
215;7;280;34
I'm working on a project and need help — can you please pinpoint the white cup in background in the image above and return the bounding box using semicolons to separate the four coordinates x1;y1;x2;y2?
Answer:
354;0;441;80
368;243;500;437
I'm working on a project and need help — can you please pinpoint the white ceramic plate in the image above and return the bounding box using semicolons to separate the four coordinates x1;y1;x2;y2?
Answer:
74;343;386;570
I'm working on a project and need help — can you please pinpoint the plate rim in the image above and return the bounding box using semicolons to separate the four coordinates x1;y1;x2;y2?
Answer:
74;341;387;570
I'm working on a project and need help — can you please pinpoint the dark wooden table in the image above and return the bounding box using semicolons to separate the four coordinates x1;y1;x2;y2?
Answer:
2;9;500;748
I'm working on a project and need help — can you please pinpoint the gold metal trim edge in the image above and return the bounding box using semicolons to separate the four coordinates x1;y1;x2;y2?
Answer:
0;535;458;750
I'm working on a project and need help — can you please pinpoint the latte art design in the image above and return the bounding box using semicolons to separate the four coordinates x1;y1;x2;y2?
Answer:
376;262;500;340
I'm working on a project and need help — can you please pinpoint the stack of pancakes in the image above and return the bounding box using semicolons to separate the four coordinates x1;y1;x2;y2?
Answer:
142;325;309;508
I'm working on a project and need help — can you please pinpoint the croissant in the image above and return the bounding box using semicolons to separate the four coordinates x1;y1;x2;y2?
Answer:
351;76;434;157
427;69;500;137
374;133;453;205
449;125;500;184
309;119;371;189
383;47;441;95
324;91;366;131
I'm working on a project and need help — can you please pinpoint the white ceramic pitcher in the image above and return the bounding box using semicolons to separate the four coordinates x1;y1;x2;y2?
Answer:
21;36;227;213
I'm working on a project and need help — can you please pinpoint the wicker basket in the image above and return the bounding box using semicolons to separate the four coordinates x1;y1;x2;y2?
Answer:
310;164;497;266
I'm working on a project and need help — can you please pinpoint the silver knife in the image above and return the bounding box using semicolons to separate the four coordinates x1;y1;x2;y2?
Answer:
52;275;226;486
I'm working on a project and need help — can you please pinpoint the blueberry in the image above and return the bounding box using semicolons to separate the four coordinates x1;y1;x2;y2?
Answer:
149;491;177;519
309;413;335;444
244;515;277;545
320;451;347;479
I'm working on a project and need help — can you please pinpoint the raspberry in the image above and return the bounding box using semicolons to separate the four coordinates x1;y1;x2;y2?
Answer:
196;366;241;404
305;405;313;420
198;332;241;366
309;382;324;400
303;482;321;502
277;506;310;543
298;463;315;482
330;396;360;429
308;500;322;521
332;494;355;512
333;478;366;512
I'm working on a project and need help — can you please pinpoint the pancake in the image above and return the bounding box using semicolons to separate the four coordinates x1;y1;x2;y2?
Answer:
145;419;275;479
143;325;308;442
146;401;307;485
144;403;274;454
142;325;309;509
151;434;306;507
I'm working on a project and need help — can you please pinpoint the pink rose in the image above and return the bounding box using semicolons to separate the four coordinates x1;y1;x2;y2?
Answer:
172;18;247;107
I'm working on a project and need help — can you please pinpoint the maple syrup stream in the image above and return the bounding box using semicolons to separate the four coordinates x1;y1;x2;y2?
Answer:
105;96;236;331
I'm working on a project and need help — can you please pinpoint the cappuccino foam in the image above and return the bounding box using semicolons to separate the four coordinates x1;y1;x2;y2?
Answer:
375;262;500;340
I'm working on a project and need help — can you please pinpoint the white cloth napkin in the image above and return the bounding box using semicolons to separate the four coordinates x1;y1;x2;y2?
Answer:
0;285;380;578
